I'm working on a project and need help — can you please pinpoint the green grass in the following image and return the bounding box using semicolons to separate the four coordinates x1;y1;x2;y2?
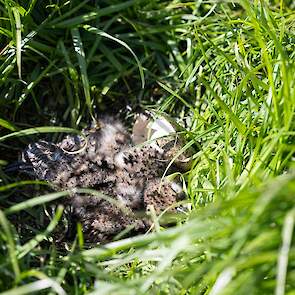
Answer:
0;0;295;294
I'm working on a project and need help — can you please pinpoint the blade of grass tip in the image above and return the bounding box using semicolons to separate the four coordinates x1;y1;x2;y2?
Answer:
0;210;20;282
0;126;81;143
275;208;295;295
71;28;94;119
17;205;64;259
4;191;70;215
12;7;22;80
209;267;235;295
83;25;145;88
101;72;120;96
26;0;38;15
0;279;66;295
0;118;18;131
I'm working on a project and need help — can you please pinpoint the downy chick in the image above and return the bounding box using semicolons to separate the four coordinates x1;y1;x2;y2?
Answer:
18;115;188;242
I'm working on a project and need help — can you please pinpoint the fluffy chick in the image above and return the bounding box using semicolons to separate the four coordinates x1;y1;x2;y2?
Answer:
19;115;185;243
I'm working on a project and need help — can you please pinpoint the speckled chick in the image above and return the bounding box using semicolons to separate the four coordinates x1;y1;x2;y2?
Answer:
20;116;185;243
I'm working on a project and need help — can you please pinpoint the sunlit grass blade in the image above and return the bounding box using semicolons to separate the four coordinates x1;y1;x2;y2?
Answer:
0;279;66;295
0;118;18;131
275;208;295;295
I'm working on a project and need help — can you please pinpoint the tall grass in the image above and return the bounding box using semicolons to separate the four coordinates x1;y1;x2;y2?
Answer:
0;1;294;294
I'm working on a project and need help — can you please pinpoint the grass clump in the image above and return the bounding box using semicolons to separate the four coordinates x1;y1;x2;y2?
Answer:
0;0;295;294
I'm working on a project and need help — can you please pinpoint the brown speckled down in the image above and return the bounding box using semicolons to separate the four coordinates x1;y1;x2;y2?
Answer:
20;116;185;243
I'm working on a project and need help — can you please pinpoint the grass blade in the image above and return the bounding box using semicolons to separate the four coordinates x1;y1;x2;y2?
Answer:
0;126;81;143
0;118;18;131
0;180;48;192
0;210;20;281
12;7;22;80
275;208;295;295
0;279;65;295
4;191;70;215
71;28;93;119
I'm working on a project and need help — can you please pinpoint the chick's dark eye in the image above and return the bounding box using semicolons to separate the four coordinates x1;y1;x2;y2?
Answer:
101;160;108;168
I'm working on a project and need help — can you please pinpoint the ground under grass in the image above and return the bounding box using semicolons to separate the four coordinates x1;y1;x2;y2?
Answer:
0;1;295;294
